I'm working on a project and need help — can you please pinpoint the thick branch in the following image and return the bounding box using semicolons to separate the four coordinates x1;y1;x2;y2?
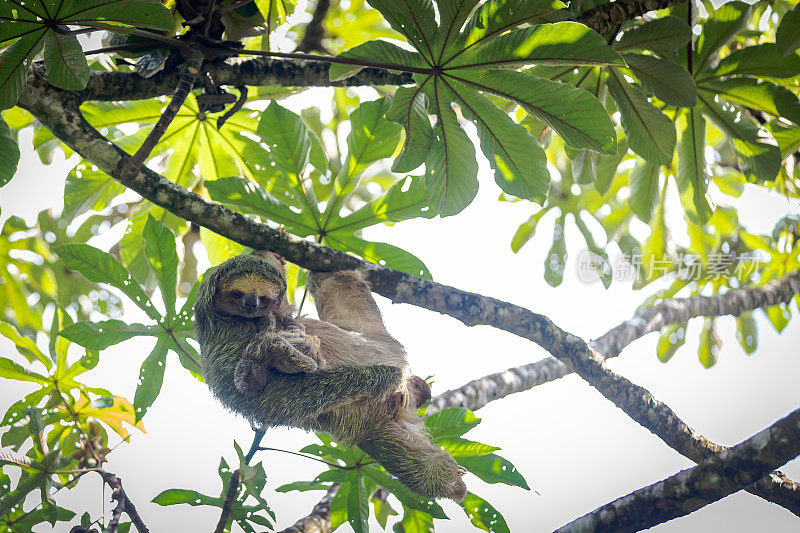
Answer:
18;83;800;520
23;57;411;104
557;407;800;533
576;0;686;35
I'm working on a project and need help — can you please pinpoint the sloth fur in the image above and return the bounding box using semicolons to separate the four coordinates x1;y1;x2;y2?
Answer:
194;253;466;501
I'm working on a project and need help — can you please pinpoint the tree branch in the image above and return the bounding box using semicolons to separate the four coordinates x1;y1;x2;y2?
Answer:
593;271;800;358
214;429;265;533
556;407;800;533
277;484;339;533
576;0;686;35
17;84;800;520
100;471;148;533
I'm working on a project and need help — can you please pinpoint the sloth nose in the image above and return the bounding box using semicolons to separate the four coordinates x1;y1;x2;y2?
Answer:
242;292;258;310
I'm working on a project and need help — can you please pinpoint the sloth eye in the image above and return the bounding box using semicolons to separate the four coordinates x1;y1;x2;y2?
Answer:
230;290;244;299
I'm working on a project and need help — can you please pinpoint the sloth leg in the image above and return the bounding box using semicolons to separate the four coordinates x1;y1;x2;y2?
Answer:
356;418;467;501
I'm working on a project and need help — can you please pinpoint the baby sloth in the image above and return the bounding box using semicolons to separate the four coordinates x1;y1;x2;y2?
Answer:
195;252;466;501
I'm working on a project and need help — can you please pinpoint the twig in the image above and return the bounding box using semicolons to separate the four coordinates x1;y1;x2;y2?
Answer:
124;48;204;171
556;406;800;533
100;471;149;533
213;429;266;533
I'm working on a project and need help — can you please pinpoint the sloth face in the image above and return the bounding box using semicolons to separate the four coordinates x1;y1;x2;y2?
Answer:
213;273;283;318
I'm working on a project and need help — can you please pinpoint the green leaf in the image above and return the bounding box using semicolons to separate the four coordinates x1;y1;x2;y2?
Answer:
461;492;510;533
735;312;758;355
425;407;480;438
59;320;156;350
511;207;551;253
143;215;178;316
423;80;479;216
133;336;168;422
393;509;434;533
0;31;46;110
705;44;800;80
63;162;125;219
344;97;402;179
329;40;429;80
698;318;720;368
628;160;660;222
544;214;567;287
452;69;616;154
366;0;437;64
693;1;751;75
615;16;691;56
766;121;800;159
257;101;311;185
325;233;431;279
387;86;434;172
733;138;781;183
700;79;800;126
457;454;529;489
58;244;161;320
275;480;329;492
347;471;370;533
362;466;447;519
622;53;697;107
676;108;712;224
434;0;482;60
0;356;48;384
61;0;175;31
0;115;19;186
449;0;566;64
606;68;675;163
205;177;319;236
152;488;220;506
0;321;50;368
331;175;436;233
777;6;800;57
43;31;90;90
254;0;298;32
764;304;790;333
446;77;549;202
447;22;625;70
435;437;499;457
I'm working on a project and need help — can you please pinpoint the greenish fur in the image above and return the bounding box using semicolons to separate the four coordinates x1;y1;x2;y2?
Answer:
195;255;466;500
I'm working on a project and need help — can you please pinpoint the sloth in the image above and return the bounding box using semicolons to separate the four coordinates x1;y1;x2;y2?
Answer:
194;252;466;501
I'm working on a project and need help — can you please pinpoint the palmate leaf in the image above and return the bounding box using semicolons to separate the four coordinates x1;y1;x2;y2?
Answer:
461;492;510;533
614;16;691;56
702;44;800;81
700;78;800;126
628;160;660;222
143;216;179;316
332;0;621;215
692;1;751;75
445;76;549;202
0;0;172;106
606;68;675;164
133;335;168;422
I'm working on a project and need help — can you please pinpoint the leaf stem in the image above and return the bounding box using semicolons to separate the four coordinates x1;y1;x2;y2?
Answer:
235;48;433;75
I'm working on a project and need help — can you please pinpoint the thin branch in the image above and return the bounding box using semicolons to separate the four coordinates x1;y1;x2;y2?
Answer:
556;406;800;533
214;429;265;533
127;48;203;169
593;270;800;358
100;471;148;533
17;87;800;519
235;48;432;75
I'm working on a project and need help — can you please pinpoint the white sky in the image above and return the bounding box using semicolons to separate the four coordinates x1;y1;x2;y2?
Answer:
2;92;800;533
